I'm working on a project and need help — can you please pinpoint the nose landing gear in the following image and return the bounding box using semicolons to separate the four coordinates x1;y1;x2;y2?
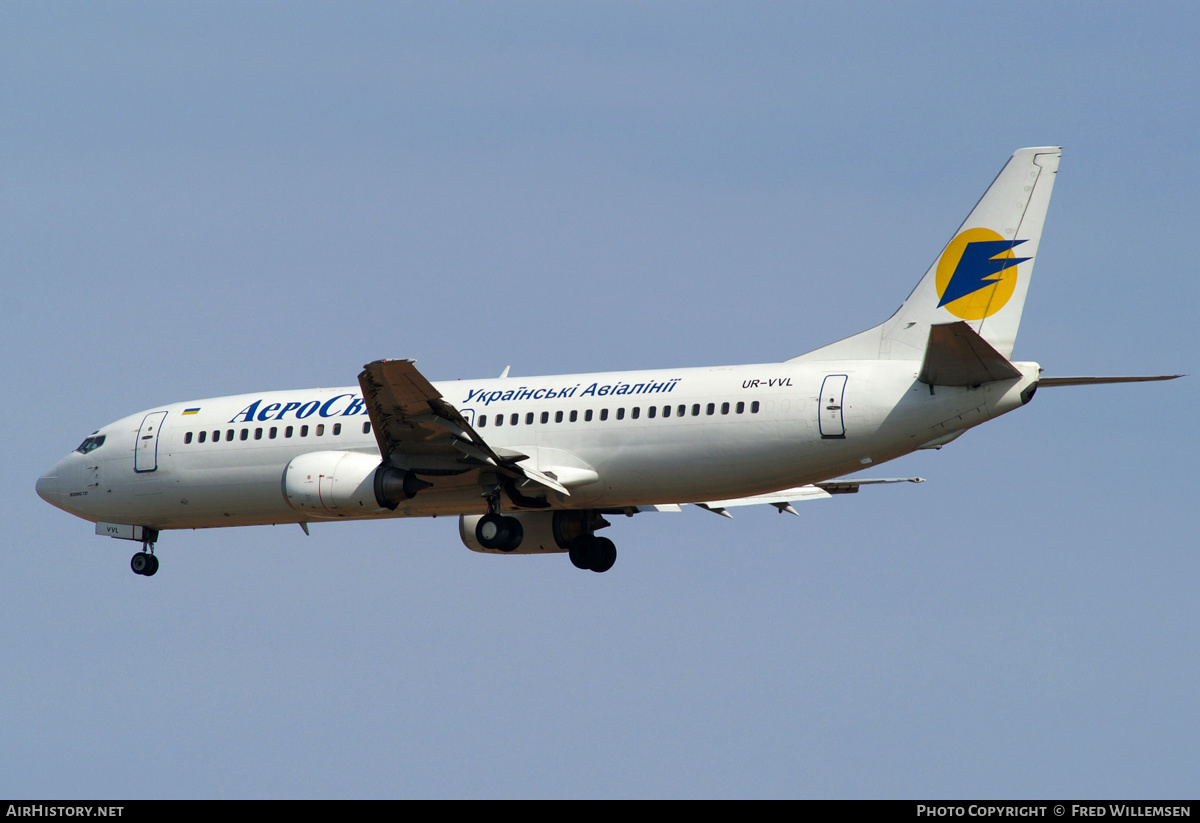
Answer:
130;552;158;575
130;533;159;576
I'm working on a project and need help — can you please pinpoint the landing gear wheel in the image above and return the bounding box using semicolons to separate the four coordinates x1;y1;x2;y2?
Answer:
589;537;616;573
131;550;160;576
500;516;523;553
476;513;512;551
568;536;617;572
568;537;593;570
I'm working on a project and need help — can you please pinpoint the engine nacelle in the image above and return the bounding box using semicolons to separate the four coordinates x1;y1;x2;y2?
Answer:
283;450;393;518
459;510;595;555
373;464;432;510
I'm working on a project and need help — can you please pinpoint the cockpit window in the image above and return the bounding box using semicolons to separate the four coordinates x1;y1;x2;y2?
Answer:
75;434;106;454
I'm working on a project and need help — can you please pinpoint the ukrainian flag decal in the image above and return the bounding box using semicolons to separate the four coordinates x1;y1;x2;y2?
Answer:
182;407;201;415
935;228;1030;320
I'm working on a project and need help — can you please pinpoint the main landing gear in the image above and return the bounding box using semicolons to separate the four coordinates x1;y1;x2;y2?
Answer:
568;535;617;574
475;512;524;553
475;481;618;572
130;535;159;577
474;480;526;553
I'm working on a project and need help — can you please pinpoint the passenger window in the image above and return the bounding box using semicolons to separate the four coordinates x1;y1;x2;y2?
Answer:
751;401;760;413
692;405;700;417
600;409;609;421
721;402;730;415
706;403;715;415
555;411;563;423
495;414;503;427
285;426;294;438
300;425;309;437
198;431;207;443
526;413;534;425
270;427;278;439
736;401;745;414
540;411;549;424
185;432;193;444
228;429;236;441
479;415;487;427
212;431;220;442
254;428;263;440
647;406;656;419
585;409;593;422
631;407;640;419
617;408;625;420
678;405;686;417
663;405;671;418
362;422;371;434
333;423;341;435
570;410;578;422
316;424;325;436
510;413;518;426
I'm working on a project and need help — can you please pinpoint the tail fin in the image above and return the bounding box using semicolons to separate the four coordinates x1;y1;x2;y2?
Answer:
793;146;1061;362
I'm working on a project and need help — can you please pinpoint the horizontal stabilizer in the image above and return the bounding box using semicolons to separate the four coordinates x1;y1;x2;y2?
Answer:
1038;375;1182;387
919;321;1022;386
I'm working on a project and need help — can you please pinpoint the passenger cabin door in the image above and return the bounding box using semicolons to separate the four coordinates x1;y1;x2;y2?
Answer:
818;375;847;439
134;411;168;473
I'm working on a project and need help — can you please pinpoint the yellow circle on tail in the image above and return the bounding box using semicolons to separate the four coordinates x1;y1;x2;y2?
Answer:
935;228;1021;320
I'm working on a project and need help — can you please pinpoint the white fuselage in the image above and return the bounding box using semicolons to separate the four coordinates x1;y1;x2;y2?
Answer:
37;358;1039;531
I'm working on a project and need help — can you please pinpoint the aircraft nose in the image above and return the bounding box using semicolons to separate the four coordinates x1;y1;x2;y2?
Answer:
36;469;60;505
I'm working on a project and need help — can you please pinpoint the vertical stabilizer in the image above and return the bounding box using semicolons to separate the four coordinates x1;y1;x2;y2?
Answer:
793;147;1060;363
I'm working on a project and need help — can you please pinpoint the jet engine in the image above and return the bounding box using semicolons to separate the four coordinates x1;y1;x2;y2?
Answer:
283;450;427;517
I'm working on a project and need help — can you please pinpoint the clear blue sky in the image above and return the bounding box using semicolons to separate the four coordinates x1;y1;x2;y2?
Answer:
2;2;1196;798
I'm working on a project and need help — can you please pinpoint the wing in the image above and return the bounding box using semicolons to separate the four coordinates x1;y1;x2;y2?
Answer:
357;359;568;501
693;477;925;517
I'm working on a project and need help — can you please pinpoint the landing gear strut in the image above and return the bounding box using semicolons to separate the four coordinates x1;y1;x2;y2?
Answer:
131;535;159;576
475;482;525;552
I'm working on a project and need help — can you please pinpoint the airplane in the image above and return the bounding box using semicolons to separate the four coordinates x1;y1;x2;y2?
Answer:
35;147;1179;576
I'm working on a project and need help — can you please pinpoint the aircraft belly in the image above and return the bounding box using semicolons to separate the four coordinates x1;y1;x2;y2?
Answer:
577;424;810;505
121;461;296;529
